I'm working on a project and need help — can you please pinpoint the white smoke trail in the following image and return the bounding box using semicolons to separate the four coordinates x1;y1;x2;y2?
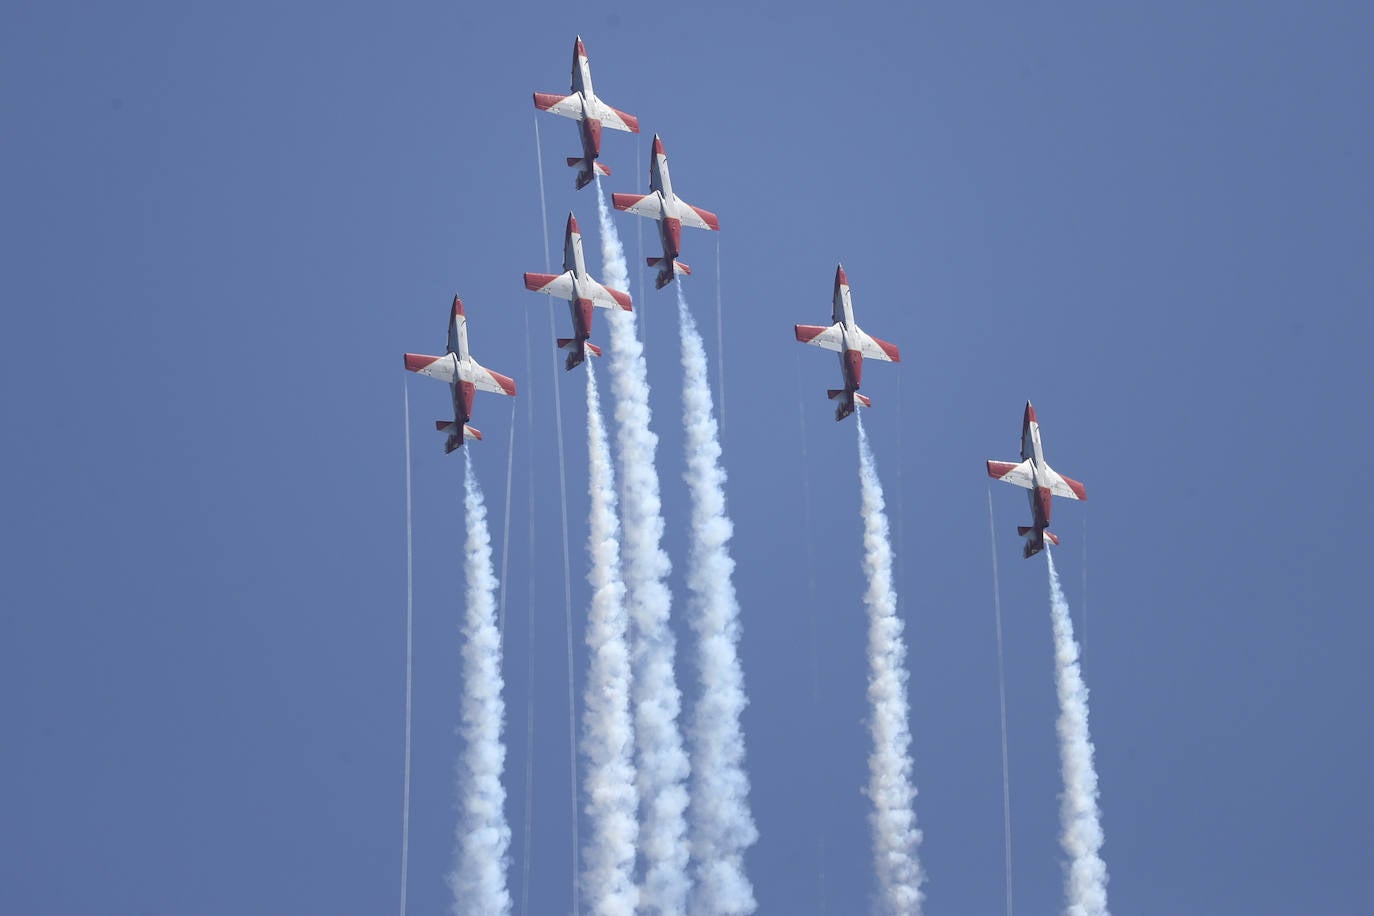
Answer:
580;361;639;916
1046;551;1109;916
595;180;692;913
855;417;924;916
986;490;1014;916
449;452;513;916
535;115;583;912
674;286;757;915
400;382;414;916
713;236;725;437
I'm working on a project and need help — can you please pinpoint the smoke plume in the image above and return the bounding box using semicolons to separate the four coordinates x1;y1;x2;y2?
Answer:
856;418;924;915
448;452;513;915
595;180;692;913
675;286;757;915
1046;551;1109;916
580;363;640;915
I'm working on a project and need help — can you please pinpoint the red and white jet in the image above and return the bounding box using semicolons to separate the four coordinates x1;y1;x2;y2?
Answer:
404;296;517;453
533;36;640;190
987;401;1087;558
524;212;633;371
612;134;719;289
794;265;901;421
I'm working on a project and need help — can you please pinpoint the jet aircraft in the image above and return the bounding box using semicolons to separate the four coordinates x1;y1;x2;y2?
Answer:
794;265;900;421
404;296;517;452
986;401;1087;558
612;135;719;288
533;36;641;190
524;212;633;370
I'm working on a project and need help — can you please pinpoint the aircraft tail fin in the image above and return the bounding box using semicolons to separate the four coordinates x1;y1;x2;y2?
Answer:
647;257;690;288
558;338;601;371
826;389;869;406
570;158;610;189
436;419;478;453
1017;526;1058;558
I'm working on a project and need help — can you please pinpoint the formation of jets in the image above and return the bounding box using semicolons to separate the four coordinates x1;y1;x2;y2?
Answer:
401;35;1088;556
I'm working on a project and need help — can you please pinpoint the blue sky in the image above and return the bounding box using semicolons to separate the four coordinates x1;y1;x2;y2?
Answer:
3;2;1372;913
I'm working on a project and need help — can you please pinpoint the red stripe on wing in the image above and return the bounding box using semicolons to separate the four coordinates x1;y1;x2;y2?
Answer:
689;205;720;230
1060;474;1088;500
533;92;571;112
987;460;1020;480
404;353;441;372
524;272;559;292
612;192;648;213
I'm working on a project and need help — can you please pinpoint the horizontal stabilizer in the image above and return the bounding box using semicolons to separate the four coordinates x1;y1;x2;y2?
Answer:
646;257;692;275
827;389;845;401
464;425;482;442
1017;526;1033;537
1045;531;1060;546
557;339;602;358
648;257;691;289
436;420;454;432
855;393;871;407
566;157;611;175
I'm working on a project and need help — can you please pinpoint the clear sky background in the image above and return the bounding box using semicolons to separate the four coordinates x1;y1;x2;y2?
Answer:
3;2;1371;914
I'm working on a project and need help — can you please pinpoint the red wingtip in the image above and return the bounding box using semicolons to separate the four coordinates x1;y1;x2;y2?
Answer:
451;295;464;318
567;212;579;236
652;134;665;157
835;264;848;290
404;353;439;373
574;36;586;58
1024;401;1037;426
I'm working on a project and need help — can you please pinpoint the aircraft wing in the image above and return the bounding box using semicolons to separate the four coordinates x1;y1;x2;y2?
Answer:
524;271;577;300
587;98;640;133
854;328;900;362
464;361;518;396
987;459;1035;490
795;323;844;352
612;192;665;220
584;278;633;311
1043;466;1087;500
533;92;584;120
672;198;720;231
404;352;458;383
